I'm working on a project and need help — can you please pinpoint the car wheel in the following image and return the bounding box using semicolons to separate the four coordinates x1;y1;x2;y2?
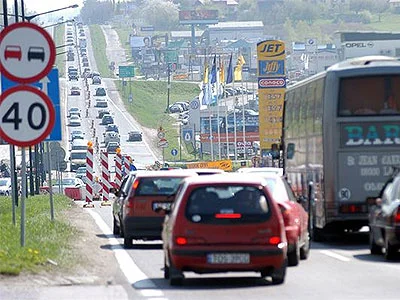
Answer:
123;236;133;249
164;257;169;279
271;260;286;285
369;229;382;255
300;232;310;260
287;240;300;266
113;217;120;235
385;236;397;260
168;257;184;286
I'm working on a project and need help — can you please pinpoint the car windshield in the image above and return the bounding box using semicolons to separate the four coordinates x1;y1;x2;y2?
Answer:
52;178;76;186
135;177;185;196
185;185;270;224
70;152;86;159
96;88;106;96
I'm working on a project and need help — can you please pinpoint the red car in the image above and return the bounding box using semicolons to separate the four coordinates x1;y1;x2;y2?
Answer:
160;174;288;286
250;172;310;266
113;171;197;248
4;45;22;61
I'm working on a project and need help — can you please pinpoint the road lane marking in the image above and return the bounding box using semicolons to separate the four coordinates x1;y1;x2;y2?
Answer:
87;210;166;298
319;250;351;262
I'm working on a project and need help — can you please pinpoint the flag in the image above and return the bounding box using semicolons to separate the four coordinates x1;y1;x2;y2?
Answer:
201;63;210;105
226;53;233;84
219;56;225;83
210;54;217;84
234;54;245;82
203;62;209;84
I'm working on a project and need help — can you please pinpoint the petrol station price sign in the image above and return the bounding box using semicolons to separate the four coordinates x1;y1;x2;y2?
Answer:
0;22;56;84
0;85;55;147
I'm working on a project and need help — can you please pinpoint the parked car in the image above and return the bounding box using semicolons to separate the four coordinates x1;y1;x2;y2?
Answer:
243;172;310;266
94;98;108;108
0;177;12;196
160;174;288;285
112;171;197;248
70;86;81;96
97;109;110;119
101;114;114;125
369;171;400;260
67;107;81;118
106;141;120;154
168;104;183;113
174;101;189;111
68;115;81;127
95;87;106;96
127;131;142;142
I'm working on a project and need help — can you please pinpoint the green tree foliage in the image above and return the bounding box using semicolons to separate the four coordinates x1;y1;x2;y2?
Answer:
81;0;114;24
140;0;179;30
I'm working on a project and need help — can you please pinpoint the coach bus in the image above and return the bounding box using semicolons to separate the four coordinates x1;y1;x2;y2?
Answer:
282;56;400;240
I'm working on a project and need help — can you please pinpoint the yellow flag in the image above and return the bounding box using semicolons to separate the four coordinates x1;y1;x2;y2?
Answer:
203;64;209;84
234;65;242;81
219;60;225;83
238;55;245;66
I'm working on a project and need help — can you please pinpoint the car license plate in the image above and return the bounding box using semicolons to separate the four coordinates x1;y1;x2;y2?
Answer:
152;202;172;211
207;253;250;264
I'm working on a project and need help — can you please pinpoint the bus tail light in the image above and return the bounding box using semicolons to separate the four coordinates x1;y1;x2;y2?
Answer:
394;207;400;224
340;204;367;214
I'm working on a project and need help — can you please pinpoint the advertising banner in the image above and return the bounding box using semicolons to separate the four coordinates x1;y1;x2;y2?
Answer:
186;159;233;171
257;40;286;150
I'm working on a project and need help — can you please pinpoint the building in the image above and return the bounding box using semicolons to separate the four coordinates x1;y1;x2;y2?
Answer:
207;21;265;44
334;31;400;61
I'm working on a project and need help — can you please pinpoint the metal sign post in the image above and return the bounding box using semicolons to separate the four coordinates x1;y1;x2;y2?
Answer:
46;142;54;221
20;147;26;247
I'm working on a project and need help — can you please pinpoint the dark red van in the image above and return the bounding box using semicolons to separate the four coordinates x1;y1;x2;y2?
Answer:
161;174;288;286
121;171;197;248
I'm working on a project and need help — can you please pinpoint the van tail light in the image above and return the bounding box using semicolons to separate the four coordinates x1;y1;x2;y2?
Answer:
269;236;281;245
175;237;187;245
252;236;282;245
394;207;400;224
215;213;242;219
174;236;206;245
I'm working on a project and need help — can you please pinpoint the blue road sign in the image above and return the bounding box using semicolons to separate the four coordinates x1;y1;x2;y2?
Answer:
171;149;178;156
182;128;194;142
1;69;62;141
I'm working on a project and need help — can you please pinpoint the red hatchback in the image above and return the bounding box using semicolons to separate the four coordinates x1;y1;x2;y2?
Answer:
161;174;288;286
119;171;197;248
251;172;310;266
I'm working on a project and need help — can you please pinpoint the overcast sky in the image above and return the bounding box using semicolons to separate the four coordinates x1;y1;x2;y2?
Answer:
7;0;83;19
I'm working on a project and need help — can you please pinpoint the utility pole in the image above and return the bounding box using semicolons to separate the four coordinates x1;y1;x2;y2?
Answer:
166;63;171;112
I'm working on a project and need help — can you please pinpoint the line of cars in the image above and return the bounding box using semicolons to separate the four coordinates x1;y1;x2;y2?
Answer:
111;167;311;286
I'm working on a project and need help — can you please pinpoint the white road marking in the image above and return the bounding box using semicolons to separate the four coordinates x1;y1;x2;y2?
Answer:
319;250;351;262
87;210;166;298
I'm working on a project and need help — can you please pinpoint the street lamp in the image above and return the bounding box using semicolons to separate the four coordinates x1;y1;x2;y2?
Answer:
24;4;79;22
43;19;75;29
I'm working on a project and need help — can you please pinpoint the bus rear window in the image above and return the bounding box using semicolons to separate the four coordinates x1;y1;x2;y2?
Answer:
338;75;400;116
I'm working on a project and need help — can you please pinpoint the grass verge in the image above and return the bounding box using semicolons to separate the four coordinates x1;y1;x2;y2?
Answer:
54;24;65;77
116;80;200;161
0;195;76;275
88;25;112;76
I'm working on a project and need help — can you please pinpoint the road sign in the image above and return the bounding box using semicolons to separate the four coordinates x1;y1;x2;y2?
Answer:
118;65;135;78
0;22;56;84
0;85;55;147
171;149;178;156
182;128;194;142
157;130;165;139
1;69;62;141
157;138;169;148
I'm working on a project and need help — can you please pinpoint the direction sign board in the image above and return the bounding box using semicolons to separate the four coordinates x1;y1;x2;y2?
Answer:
171;149;178;156
118;65;135;78
182;128;194;142
0;85;55;147
1;69;62;141
0;22;56;84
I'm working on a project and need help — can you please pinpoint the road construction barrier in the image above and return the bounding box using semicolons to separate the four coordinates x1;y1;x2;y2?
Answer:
100;150;111;206
114;150;123;188
84;143;95;208
65;187;83;200
123;155;133;176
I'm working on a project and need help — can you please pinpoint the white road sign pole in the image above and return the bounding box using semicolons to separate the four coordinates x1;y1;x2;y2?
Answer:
20;147;26;247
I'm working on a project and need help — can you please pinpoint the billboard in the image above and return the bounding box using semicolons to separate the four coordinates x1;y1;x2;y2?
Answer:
257;40;286;150
179;10;218;25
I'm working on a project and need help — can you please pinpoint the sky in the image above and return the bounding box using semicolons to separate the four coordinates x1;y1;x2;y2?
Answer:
6;0;83;21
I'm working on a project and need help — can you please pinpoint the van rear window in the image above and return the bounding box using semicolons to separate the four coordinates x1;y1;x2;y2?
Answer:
185;186;270;224
135;177;185;196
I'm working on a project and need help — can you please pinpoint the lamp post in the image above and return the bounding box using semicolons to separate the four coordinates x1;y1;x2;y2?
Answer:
24;4;79;22
166;63;171;112
43;19;75;29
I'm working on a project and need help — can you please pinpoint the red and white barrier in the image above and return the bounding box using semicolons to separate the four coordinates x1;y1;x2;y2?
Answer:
84;143;95;208
123;155;132;176
100;150;111;206
114;150;123;189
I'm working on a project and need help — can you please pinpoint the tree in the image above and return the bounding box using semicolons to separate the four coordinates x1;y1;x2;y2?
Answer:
81;0;114;24
140;0;179;31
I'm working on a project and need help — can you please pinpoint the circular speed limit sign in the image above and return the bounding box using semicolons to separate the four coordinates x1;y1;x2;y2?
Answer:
0;85;55;147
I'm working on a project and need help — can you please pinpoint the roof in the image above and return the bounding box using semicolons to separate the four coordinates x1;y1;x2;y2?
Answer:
335;31;400;41
170;31;204;38
208;21;264;30
135;170;198;178
182;173;274;186
237;167;283;176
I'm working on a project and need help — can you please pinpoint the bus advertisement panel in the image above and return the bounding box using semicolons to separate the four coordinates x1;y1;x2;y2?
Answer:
257;40;286;150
